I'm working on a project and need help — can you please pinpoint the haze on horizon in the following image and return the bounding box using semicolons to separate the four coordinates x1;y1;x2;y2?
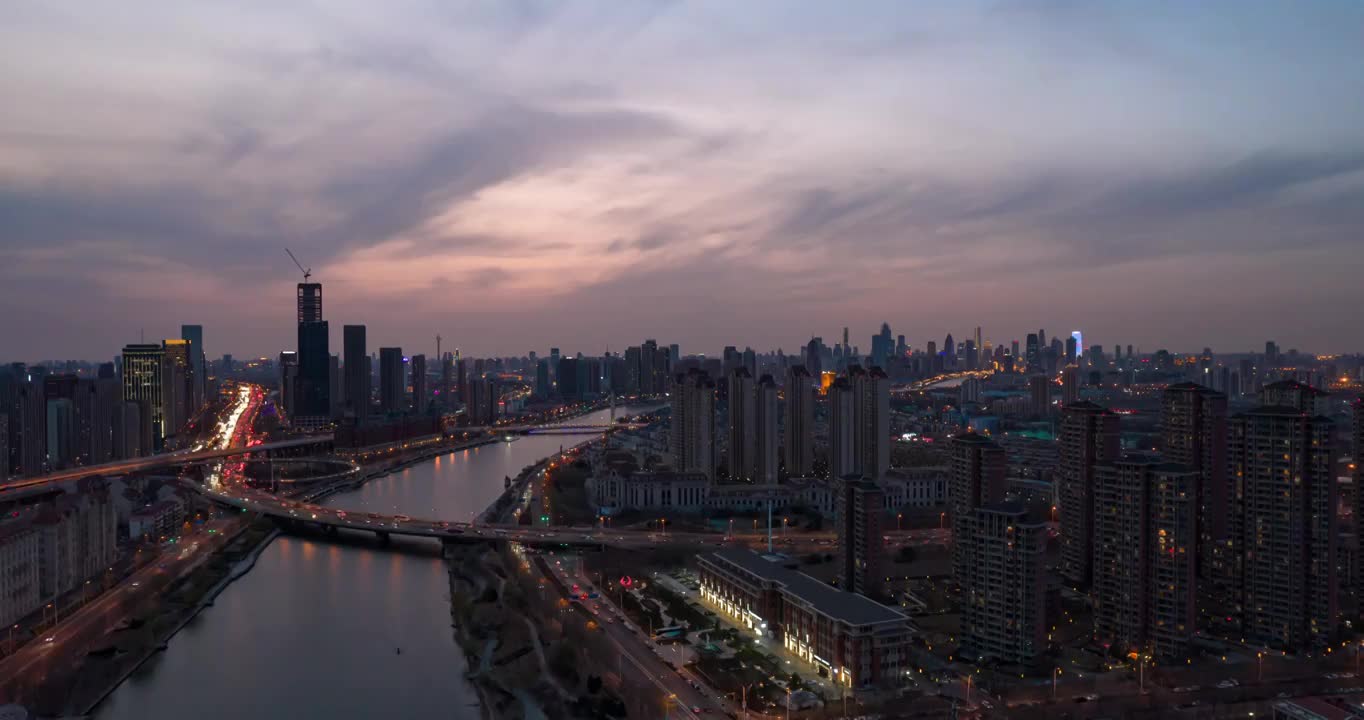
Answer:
2;1;1363;361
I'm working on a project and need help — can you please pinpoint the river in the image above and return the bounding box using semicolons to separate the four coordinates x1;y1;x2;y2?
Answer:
94;407;628;720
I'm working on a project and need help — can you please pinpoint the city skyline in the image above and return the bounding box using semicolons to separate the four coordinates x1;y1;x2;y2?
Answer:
4;2;1364;359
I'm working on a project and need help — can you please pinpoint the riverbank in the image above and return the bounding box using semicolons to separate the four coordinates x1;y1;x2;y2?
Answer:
444;542;628;720
47;518;279;716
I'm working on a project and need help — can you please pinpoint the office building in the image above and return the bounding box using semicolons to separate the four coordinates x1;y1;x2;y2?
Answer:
1058;401;1121;587
161;338;192;436
180;324;205;411
0;415;7;482
328;354;342;418
411;354;427;414
754;374;779;485
783;366;815;478
343;325;369;418
696;548;911;688
1092;457;1199;662
726;368;756;482
670;369;715;479
949;433;1007;585
278;351;298;417
121;343;165;450
378;348;405;415
1231;382;1335;652
836;476;885;599
294;282;331;424
1160;382;1228;606
960;502;1048;666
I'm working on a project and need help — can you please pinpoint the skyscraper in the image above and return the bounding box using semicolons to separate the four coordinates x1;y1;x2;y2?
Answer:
411;354;427;414
960;502;1048;665
1060;365;1080;406
948;433;1007;584
121;343;165;450
1231;383;1335;651
754;374;779;485
1092;456;1199;662
943;334;955;369
343;325;369;418
181;324;206;411
74;378;117;466
782;366;815;478
278;351;298;417
378;348;405;415
670;369;715;479
827;377;855;479
640;340;659;395
836;476;885;599
294;282;330;425
871;322;892;368
1025;333;1040;372
1058;401;1121;587
849;365;889;481
726;368;756;483
1029;375;1051;417
161;338;192;437
440;352;453;410
535;359;551;399
1160;382;1228;610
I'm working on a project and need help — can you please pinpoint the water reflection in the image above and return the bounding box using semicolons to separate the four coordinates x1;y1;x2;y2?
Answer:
95;407;628;720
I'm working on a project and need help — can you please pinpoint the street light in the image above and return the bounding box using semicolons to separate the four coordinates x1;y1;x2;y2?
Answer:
939;511;946;530
1257;651;1264;683
1052;667;1060;700
897;513;903;531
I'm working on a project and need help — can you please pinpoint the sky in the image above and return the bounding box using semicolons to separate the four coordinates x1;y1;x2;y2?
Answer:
3;1;1363;361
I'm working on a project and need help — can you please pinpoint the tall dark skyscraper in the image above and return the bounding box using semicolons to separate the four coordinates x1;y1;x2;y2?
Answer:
670;369;715;479
1160;382;1228;613
411;354;427;414
640;340;659;395
836;476;885;600
378;348;405;415
948;433;1006;584
754;374;778;485
1092;456;1199;663
782;365;814;478
1231;382;1336;651
725;367;755;483
181;324;205;410
343;325;369;418
294;282;330;424
1058;401;1121;588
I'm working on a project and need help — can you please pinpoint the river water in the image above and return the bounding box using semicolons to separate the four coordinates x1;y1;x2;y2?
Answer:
95;407;625;720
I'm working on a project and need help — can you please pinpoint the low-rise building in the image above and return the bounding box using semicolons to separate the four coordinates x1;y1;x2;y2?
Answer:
129;499;185;542
697;548;913;689
0;521;41;627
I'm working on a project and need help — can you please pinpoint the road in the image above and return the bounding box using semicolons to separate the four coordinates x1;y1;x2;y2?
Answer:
535;553;723;719
0;518;243;704
0;384;265;706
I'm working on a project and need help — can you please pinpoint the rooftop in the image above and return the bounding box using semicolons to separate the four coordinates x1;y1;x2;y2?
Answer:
706;547;909;627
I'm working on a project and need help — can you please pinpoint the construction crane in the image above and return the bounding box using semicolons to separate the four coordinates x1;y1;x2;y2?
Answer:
285;248;311;281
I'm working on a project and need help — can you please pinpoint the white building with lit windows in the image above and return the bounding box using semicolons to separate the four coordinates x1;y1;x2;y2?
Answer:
695;548;913;689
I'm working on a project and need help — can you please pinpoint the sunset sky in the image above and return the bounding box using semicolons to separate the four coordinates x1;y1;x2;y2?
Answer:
3;1;1363;360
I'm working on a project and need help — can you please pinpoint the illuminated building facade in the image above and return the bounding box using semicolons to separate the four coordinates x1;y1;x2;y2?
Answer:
696;548;912;688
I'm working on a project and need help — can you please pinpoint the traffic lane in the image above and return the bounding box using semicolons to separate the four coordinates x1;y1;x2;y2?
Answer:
0;520;239;698
538;560;715;717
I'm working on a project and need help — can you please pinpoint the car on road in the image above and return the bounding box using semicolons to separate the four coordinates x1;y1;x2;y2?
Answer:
1216;679;1239;689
